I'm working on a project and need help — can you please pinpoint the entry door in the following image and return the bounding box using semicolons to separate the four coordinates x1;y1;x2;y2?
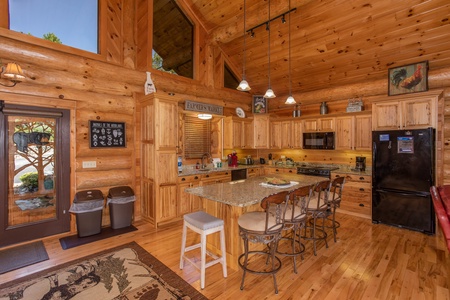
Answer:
0;103;71;247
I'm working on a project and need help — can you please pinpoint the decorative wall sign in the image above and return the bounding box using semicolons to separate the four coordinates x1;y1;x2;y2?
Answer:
252;95;267;114
89;121;126;148
388;61;428;96
184;100;223;115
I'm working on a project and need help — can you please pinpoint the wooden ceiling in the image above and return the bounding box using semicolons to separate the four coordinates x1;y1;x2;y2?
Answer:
183;0;450;103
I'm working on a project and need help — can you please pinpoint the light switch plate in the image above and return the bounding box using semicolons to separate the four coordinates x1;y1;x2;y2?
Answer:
82;161;97;168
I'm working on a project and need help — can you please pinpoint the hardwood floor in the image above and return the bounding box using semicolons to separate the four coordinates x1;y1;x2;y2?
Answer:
1;213;449;299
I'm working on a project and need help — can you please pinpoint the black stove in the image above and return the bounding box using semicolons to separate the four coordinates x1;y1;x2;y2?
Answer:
297;165;339;177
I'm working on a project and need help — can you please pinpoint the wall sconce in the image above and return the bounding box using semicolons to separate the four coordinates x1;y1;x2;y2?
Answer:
0;62;25;87
198;113;212;120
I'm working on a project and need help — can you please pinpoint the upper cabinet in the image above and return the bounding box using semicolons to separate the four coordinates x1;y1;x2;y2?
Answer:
224;117;253;149
372;92;440;130
335;113;372;150
302;117;335;132
253;115;270;149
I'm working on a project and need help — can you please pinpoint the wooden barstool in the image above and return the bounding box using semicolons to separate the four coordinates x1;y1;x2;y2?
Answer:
180;211;227;289
303;180;331;256
238;191;289;294
327;176;345;242
276;184;314;273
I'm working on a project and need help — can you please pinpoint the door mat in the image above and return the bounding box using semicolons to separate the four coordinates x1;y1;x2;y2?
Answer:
59;225;138;250
0;241;49;274
0;241;208;300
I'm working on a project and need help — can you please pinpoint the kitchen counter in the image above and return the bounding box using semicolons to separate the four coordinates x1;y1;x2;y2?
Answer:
178;164;261;176
179;162;371;177
184;174;323;271
185;173;322;207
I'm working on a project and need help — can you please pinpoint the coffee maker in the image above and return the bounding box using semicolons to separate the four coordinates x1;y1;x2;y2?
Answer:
355;156;366;171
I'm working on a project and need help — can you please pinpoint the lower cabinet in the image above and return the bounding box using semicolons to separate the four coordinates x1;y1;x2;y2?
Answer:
247;167;261;178
177;175;202;216
331;172;371;218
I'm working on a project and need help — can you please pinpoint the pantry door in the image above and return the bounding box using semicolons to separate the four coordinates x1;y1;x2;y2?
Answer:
0;103;71;247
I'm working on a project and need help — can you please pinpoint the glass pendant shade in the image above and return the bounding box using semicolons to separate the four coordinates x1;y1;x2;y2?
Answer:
264;88;276;98
285;95;296;104
237;79;251;91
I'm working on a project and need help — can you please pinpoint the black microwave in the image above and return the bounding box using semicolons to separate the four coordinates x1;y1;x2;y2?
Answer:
303;132;335;150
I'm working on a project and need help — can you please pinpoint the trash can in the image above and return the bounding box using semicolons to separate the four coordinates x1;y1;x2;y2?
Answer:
107;186;135;229
69;190;104;237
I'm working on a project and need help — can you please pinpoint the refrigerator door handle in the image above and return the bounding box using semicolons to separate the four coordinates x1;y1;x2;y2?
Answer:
376;189;430;198
372;141;377;183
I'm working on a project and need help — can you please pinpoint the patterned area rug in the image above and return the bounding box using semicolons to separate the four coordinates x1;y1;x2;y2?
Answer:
0;241;208;300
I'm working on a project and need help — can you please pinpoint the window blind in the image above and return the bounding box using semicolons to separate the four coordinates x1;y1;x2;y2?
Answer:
184;115;211;159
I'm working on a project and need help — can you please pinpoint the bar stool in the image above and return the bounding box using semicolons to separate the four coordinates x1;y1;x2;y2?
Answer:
238;191;289;294
327;176;345;242
303;180;331;256
180;211;227;289
276;185;314;273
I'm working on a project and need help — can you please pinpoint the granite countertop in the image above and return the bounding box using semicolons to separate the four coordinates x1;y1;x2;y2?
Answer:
179;164;261;176
185;174;323;207
179;162;371;177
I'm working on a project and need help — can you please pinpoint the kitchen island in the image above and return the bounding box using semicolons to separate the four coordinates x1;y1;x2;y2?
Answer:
185;174;323;270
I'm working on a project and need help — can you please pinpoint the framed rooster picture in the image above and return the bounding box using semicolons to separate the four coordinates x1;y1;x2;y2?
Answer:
388;61;428;96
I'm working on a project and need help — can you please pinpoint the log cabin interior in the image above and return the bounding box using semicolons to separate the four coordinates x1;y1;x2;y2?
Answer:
0;0;449;298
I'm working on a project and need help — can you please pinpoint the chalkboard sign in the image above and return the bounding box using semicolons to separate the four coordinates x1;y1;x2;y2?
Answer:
89;121;126;148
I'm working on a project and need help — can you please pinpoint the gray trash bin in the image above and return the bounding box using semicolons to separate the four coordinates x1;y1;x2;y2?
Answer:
107;186;135;229
69;190;104;237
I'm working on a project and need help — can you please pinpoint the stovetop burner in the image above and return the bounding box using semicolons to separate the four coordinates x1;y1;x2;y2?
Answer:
297;165;339;177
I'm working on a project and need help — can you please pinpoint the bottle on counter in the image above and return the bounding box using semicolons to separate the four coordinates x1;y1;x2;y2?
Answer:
177;156;183;173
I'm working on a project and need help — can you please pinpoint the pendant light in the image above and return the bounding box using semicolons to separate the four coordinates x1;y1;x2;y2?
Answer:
285;0;296;104
237;0;251;91
264;0;276;98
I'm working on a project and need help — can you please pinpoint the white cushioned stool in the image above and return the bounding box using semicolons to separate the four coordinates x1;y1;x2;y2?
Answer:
180;211;227;289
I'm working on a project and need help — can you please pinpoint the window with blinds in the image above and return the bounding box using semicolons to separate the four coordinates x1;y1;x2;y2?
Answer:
184;115;211;159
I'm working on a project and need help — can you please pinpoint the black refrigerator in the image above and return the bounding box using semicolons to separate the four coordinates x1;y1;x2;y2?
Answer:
372;128;435;234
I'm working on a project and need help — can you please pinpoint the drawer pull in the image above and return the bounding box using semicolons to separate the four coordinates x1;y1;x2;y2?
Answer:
289;170;293;173
181;178;186;181
335;175;341;178
194;176;199;180
359;188;365;192
359;177;364;180
205;175;210;178
359;203;365;207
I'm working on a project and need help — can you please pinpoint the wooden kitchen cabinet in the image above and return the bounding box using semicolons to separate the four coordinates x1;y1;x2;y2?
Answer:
269;120;282;149
291;120;303;148
335;113;372;150
177;175;202;216
264;167;296;175
201;171;231;186
138;94;180;227
331;172;371;218
354;114;372;150
253;115;270;148
247;167;261;178
372;92;440;130
302;117;335;132
224;117;253;149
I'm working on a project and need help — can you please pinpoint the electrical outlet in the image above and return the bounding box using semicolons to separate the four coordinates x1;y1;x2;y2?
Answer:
82;161;97;168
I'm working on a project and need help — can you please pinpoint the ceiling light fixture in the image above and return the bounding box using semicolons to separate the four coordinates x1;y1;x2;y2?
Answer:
264;0;276;99
198;113;212;120
285;0;296;105
0;62;25;87
237;0;251;92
